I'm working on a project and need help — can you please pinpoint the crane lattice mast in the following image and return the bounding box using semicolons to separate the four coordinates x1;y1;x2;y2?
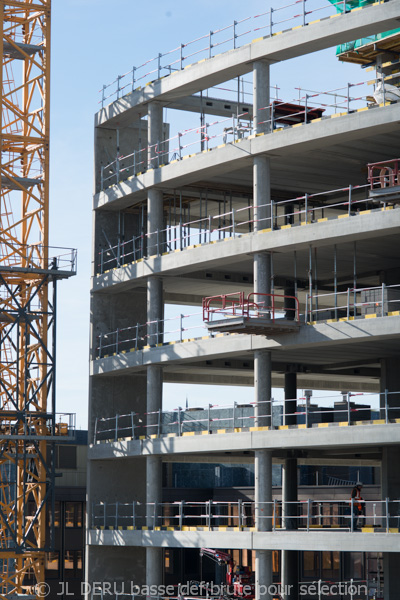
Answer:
0;1;75;597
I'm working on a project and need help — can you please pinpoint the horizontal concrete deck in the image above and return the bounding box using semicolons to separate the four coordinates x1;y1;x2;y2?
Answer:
96;1;400;128
88;528;400;552
94;102;400;209
88;422;400;460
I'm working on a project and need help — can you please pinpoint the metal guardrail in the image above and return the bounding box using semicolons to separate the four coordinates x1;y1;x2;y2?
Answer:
98;0;359;108
306;283;400;322
202;291;299;322
95;181;390;275
0;245;77;273
95;278;400;357
93;390;400;443
88;581;373;600
0;412;76;437
99;78;379;192
91;498;400;532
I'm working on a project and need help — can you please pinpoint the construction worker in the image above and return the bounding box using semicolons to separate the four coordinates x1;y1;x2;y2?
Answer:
350;481;365;529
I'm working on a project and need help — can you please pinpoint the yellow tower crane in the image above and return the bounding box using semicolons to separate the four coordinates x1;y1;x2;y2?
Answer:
0;1;75;597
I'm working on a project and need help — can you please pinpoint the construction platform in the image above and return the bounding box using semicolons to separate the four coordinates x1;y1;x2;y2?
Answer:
205;316;300;336
338;31;400;66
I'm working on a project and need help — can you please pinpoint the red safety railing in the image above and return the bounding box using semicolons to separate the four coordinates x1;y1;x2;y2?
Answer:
367;158;400;190
202;291;299;323
202;291;247;321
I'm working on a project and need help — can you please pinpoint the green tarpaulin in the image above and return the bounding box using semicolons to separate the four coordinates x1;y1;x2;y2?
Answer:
327;0;400;55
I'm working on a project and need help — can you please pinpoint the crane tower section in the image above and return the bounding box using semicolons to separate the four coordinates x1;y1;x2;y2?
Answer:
0;1;75;597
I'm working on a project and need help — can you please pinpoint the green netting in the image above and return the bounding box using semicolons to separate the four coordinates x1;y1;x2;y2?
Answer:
327;0;400;55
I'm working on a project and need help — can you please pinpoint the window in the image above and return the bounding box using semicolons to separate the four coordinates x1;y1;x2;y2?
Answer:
322;551;340;580
303;551;320;578
65;502;83;528
63;550;83;577
57;445;77;469
48;501;60;528
344;552;364;580
45;552;59;578
64;550;74;571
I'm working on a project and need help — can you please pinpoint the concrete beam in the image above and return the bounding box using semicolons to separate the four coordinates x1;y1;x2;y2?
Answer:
91;315;400;376
95;2;400;128
94;103;400;210
88;529;400;552
92;209;400;295
88;422;400;459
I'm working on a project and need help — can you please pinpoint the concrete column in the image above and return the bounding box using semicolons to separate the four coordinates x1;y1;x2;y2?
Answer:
147;277;163;345
147;188;164;257
254;350;272;427
253;58;274;600
253;156;271;232
145;378;163;587
253;60;270;135
147;365;163;418
145;367;163;587
146;182;164;589
381;447;400;600
282;458;299;600
380;357;400;418
253;157;272;428
284;370;297;426
255;449;273;600
146;547;163;588
148;101;163;169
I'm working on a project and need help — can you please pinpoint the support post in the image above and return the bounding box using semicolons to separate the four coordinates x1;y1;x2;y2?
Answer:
282;457;299;600
255;449;273;600
147;101;163;170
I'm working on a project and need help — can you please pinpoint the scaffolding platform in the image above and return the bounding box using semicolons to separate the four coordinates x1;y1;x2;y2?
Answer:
368;158;400;203
338;31;400;66
369;184;400;203
202;291;301;336
205;316;300;336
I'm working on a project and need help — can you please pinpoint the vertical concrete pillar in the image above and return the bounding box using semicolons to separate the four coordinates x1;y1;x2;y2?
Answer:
147;278;163;345
147;188;164;257
254;350;272;428
148;101;163;169
145;368;163;587
381;447;400;600
255;449;273;600
253;60;270;135
146;176;164;588
253;58;274;600
254;157;271;231
282;457;299;600
145;365;163;587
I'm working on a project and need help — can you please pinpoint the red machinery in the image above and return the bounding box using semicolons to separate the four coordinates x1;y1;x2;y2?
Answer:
200;548;255;598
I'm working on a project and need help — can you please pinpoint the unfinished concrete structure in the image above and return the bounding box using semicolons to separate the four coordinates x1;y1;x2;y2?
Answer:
87;2;400;599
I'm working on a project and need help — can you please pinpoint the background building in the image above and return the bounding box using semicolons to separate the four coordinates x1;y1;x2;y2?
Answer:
45;431;87;600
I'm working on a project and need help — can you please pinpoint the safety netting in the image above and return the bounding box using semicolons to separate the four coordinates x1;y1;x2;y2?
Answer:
328;0;400;55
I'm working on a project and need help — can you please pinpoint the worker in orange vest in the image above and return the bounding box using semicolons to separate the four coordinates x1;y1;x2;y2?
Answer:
350;481;365;529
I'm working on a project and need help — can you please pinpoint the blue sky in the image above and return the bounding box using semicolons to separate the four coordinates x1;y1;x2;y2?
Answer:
49;1;369;428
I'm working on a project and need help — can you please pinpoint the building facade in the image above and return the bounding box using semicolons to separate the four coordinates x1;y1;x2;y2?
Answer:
87;2;400;599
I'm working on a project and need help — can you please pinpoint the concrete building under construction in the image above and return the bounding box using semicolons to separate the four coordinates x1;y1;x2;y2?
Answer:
87;2;400;599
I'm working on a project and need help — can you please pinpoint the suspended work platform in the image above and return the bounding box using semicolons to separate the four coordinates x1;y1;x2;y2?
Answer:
202;292;301;336
368;158;400;204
